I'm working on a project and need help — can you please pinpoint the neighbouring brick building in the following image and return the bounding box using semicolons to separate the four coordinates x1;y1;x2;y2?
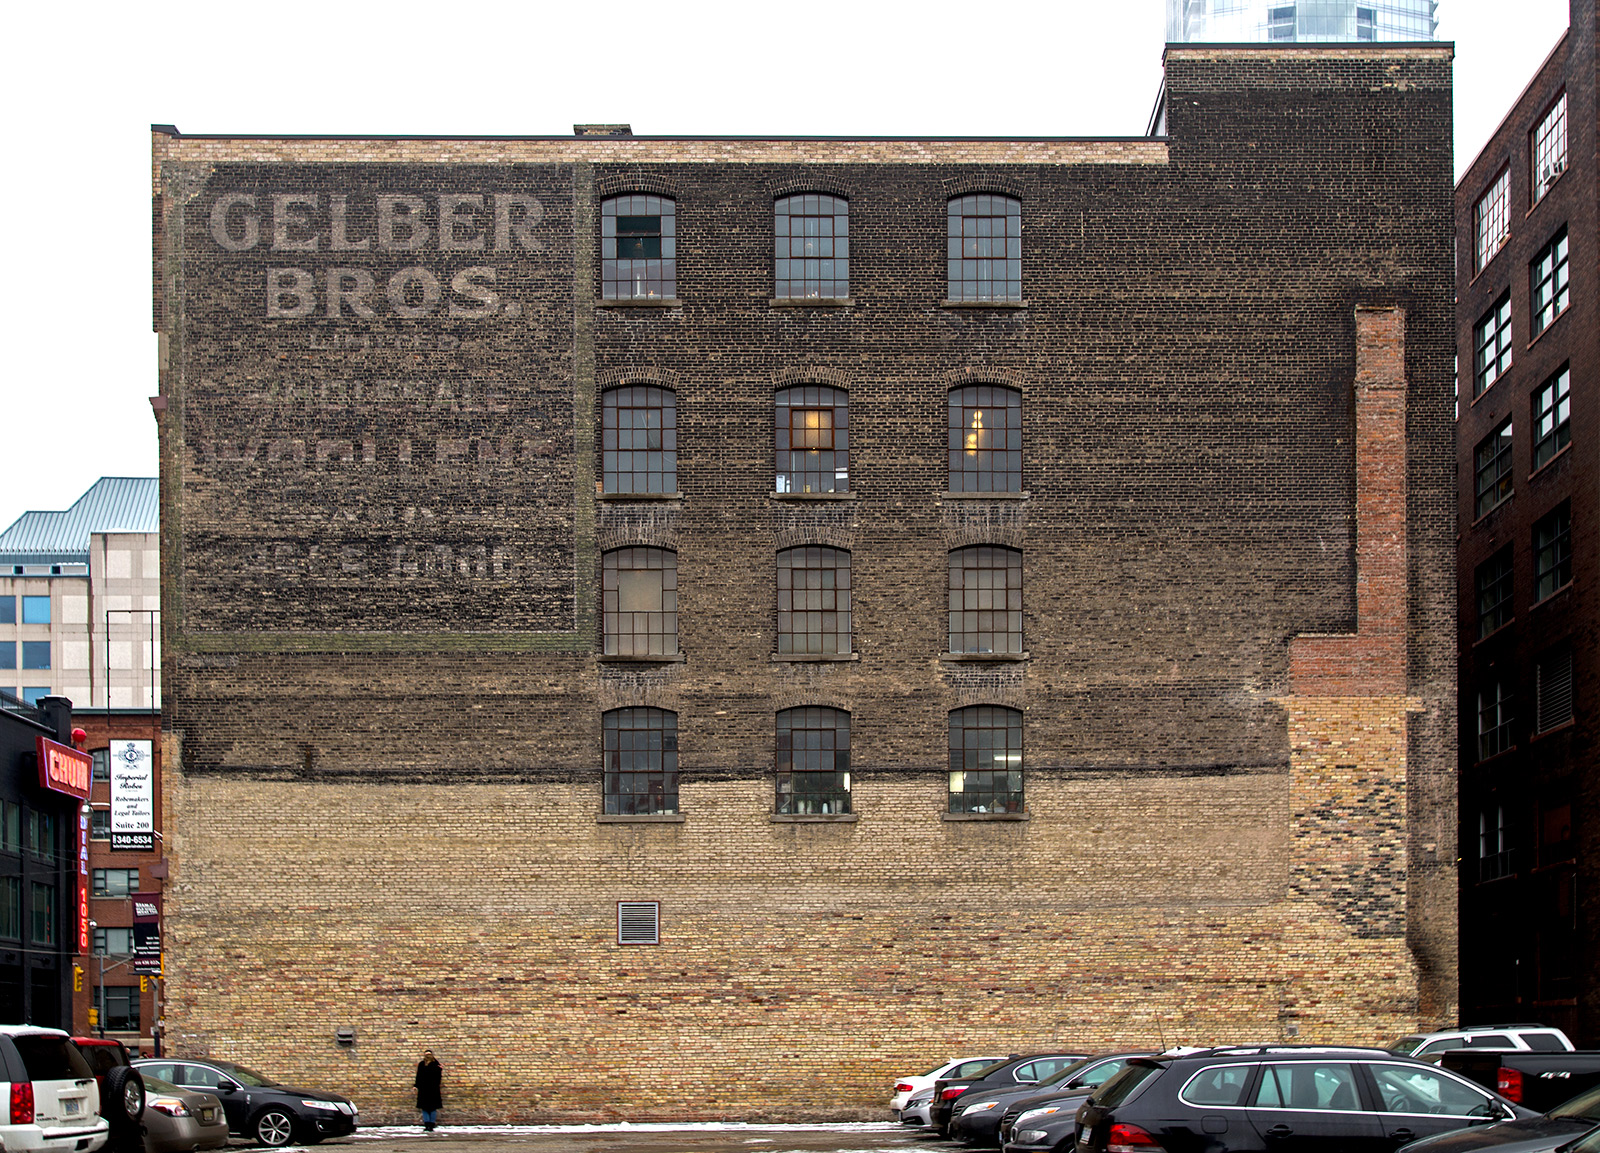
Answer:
150;36;1457;1122
1456;0;1597;1041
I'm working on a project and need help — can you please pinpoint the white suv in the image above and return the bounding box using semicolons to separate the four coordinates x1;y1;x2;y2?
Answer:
1389;1023;1576;1060
0;1026;109;1153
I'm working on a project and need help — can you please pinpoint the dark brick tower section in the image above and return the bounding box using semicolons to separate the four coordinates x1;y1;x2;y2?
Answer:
150;42;1456;1121
1455;0;1598;1043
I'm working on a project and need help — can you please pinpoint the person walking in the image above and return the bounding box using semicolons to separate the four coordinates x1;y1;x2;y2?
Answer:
414;1049;443;1131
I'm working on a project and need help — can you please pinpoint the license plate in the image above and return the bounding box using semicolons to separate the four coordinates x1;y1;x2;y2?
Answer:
201;1109;216;1123
64;1100;81;1115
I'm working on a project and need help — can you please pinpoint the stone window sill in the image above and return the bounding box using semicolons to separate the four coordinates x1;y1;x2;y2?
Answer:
940;651;1029;662
942;491;1029;501
770;813;858;824
770;491;856;501
942;812;1030;822
597;298;682;309
770;298;854;308
597;491;683;502
771;653;859;662
597;653;685;664
598;814;686;824
942;299;1028;309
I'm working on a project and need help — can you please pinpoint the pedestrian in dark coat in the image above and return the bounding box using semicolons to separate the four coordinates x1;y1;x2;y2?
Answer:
415;1050;443;1131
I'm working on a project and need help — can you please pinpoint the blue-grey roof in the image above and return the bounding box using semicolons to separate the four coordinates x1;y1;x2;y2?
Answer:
0;478;159;563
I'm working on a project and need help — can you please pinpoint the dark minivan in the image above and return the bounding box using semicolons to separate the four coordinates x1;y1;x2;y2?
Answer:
1038;1046;1533;1153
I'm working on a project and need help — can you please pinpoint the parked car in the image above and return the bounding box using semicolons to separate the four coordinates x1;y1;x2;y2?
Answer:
71;1036;147;1151
1396;1080;1600;1153
902;1086;938;1128
1042;1045;1534;1153
932;1052;1090;1137
0;1025;111;1153
954;1053;1147;1147
892;1056;1009;1120
989;1052;1154;1149
1389;1026;1576;1061
133;1058;357;1147
1439;1049;1600;1114
136;1075;229;1153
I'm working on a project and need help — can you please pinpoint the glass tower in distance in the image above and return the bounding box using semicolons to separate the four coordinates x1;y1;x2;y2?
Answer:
1168;0;1439;42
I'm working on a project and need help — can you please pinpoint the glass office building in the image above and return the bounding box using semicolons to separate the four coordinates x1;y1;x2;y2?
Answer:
1168;0;1439;42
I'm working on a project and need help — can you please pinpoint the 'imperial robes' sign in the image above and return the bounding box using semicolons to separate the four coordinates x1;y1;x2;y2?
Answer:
36;737;91;801
109;740;156;851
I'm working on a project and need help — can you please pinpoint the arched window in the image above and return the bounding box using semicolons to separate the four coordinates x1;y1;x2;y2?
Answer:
777;547;851;655
776;707;850;815
947;194;1021;302
776;386;848;494
948;705;1023;814
603;708;679;815
603;386;677;494
602;194;676;299
775;194;849;299
602;548;678;655
949;385;1022;492
948;546;1022;654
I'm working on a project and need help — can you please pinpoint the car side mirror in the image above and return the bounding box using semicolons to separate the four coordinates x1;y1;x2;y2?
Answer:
217;1080;239;1093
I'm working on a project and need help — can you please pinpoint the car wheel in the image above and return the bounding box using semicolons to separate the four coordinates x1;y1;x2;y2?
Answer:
104;1066;146;1126
254;1108;298;1147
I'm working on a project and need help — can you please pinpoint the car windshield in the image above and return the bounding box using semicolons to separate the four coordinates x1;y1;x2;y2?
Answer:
1035;1058;1096;1088
1551;1085;1600;1122
211;1062;278;1088
1388;1036;1426;1055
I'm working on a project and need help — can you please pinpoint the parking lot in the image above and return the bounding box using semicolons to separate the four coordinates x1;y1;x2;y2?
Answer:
342;1122;946;1153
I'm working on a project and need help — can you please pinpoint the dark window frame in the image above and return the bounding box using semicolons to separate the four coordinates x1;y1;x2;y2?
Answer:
948;705;1024;814
948;546;1024;655
775;707;851;815
774;193;849;299
602;386;678;495
1530;227;1570;337
1533;502;1572;602
947;194;1021;302
1473;419;1514;517
601;547;679;656
602;707;679;816
948;385;1023;492
1474;547;1514;640
601;194;676;300
775;386;849;494
776;546;852;656
1472;293;1513;398
1477;680;1514;761
1531;365;1570;470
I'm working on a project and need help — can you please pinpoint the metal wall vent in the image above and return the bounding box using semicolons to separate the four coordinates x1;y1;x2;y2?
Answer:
1537;646;1574;733
617;901;660;945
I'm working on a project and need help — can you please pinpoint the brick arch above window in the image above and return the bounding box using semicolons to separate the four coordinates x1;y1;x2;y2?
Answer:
773;524;853;553
595;172;680;199
766;175;852;200
943;366;1029;393
941;173;1025;200
774;365;852;390
596;367;681;391
770;688;854;715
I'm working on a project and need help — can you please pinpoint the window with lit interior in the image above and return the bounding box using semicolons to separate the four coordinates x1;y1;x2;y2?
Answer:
949;385;1022;492
775;386;848;493
949;705;1023;814
775;707;850;815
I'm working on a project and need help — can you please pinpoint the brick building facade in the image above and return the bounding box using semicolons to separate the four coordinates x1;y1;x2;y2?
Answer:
150;41;1457;1121
1455;0;1597;1042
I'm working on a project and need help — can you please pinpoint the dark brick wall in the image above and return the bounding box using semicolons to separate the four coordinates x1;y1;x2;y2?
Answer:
152;43;1457;1119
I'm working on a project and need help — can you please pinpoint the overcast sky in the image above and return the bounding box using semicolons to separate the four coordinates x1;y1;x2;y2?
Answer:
0;0;1573;532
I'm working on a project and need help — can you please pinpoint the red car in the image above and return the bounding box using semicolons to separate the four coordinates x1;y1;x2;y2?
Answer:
71;1037;147;1150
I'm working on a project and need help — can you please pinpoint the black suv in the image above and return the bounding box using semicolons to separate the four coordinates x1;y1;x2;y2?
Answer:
1011;1046;1533;1153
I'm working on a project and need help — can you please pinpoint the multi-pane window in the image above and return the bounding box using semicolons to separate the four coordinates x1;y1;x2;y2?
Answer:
947;194;1021;302
775;707;851;815
1534;503;1571;602
1536;643;1574;733
29;883;55;945
91;749;111;782
949;546;1023;654
602;707;678;815
602;387;677;494
949;386;1022;492
1531;227;1570;337
1474;168;1510;272
948;705;1024;814
1531;92;1568;202
1477;680;1514;761
1473;420;1514;518
1532;365;1571;470
1478;804;1509;880
601;548;678;656
21;642;49;671
95;987;140;1033
93;926;135;955
775;386;848;494
1475;548;1514;640
1472;294;1513;398
601;195;676;300
90;809;110;840
29;812;54;861
0;802;17;852
0;878;16;940
92;868;139;898
776;547;852;655
774;194;849;299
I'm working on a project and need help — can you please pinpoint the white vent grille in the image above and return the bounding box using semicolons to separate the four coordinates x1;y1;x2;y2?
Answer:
1537;647;1574;733
617;901;660;945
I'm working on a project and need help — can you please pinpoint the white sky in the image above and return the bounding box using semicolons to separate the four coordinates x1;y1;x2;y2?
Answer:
0;0;1572;533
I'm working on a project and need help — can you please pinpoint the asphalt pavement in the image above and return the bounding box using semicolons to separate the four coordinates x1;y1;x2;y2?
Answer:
327;1122;949;1153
